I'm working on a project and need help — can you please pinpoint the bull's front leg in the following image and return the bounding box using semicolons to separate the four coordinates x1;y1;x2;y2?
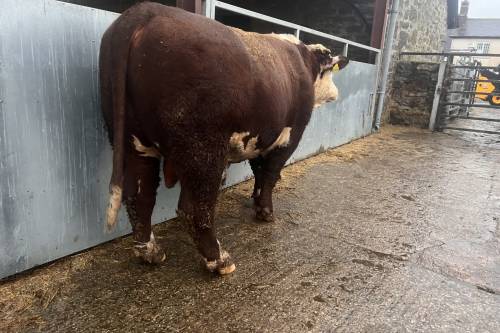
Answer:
249;156;264;200
252;144;298;222
252;165;281;222
252;149;291;222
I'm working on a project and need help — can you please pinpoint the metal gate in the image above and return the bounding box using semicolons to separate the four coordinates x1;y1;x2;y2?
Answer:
401;52;500;134
0;0;380;279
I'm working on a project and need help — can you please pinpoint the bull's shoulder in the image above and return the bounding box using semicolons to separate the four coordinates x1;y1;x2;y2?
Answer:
229;28;304;65
231;28;301;50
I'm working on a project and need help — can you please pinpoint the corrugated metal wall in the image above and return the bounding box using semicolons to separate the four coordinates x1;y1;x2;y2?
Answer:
0;0;376;279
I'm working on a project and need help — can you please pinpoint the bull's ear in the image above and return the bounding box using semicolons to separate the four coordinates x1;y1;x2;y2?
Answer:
331;55;349;71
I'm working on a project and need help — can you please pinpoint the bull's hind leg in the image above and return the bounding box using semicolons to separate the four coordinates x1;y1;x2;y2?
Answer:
176;148;235;275
123;137;166;264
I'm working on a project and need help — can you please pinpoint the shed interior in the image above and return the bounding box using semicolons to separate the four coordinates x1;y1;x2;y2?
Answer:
218;0;378;63
57;0;177;13
58;0;380;63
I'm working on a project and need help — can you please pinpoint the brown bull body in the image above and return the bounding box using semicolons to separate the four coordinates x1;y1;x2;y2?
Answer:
100;2;347;274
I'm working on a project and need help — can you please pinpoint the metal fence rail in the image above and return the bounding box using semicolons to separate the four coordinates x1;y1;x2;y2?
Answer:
400;51;500;134
206;0;381;57
0;0;381;279
400;52;500;57
204;0;383;133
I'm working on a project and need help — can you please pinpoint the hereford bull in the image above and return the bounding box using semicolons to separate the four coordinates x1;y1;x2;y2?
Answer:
100;2;348;275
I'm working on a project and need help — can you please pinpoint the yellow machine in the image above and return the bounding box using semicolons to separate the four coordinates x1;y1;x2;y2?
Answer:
475;70;500;106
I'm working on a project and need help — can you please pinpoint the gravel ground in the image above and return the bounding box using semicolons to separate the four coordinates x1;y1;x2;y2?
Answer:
1;123;499;332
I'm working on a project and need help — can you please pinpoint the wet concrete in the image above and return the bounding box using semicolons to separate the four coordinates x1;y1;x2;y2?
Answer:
1;122;500;332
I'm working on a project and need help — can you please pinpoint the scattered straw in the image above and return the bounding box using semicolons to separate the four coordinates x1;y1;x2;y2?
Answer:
0;126;403;332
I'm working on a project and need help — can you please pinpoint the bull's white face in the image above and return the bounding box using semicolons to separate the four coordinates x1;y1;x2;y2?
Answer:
314;69;339;108
307;44;348;108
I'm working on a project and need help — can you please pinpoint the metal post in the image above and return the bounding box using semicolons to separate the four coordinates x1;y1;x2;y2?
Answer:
466;61;479;117
369;53;382;120
205;0;216;18
211;0;217;18
429;57;448;131
203;0;209;17
295;29;300;39
343;44;349;57
176;0;202;14
373;0;399;131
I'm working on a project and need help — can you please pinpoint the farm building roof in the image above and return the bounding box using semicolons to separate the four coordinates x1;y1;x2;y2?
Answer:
449;18;500;39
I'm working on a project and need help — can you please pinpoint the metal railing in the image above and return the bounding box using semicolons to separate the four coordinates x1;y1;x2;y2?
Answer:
205;0;381;57
204;0;383;131
400;51;500;134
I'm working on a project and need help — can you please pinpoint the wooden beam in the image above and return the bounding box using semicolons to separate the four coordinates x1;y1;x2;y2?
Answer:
176;0;203;14
371;0;389;49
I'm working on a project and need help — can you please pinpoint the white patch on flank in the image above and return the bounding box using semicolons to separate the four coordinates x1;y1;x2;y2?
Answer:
228;127;293;162
228;132;260;163
268;33;301;45
132;135;161;159
314;70;339;108
262;127;292;156
106;185;122;232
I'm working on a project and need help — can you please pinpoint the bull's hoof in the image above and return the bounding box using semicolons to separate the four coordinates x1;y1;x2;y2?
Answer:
219;263;236;275
205;250;236;275
133;233;166;265
255;206;274;222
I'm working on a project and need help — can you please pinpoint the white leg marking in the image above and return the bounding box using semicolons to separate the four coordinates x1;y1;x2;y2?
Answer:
204;240;236;275
133;232;166;264
132;135;161;159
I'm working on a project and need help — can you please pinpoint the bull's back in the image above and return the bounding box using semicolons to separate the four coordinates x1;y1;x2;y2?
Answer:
127;10;255;133
107;3;314;147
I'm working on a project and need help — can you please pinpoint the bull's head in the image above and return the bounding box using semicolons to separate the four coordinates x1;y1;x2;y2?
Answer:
308;44;349;108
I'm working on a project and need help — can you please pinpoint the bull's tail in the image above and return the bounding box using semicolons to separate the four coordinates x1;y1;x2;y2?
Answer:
104;26;142;232
105;38;127;231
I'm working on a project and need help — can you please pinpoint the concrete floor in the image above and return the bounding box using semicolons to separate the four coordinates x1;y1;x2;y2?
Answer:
1;122;500;332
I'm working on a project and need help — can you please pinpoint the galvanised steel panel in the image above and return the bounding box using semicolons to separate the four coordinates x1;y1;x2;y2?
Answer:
0;0;376;278
0;0;130;279
228;61;377;183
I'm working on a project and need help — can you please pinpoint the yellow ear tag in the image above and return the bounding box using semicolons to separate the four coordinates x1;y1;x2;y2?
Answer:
333;64;340;72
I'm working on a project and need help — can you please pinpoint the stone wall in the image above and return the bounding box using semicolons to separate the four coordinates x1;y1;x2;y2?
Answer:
61;0;449;127
220;0;450;125
383;0;448;125
388;62;439;128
